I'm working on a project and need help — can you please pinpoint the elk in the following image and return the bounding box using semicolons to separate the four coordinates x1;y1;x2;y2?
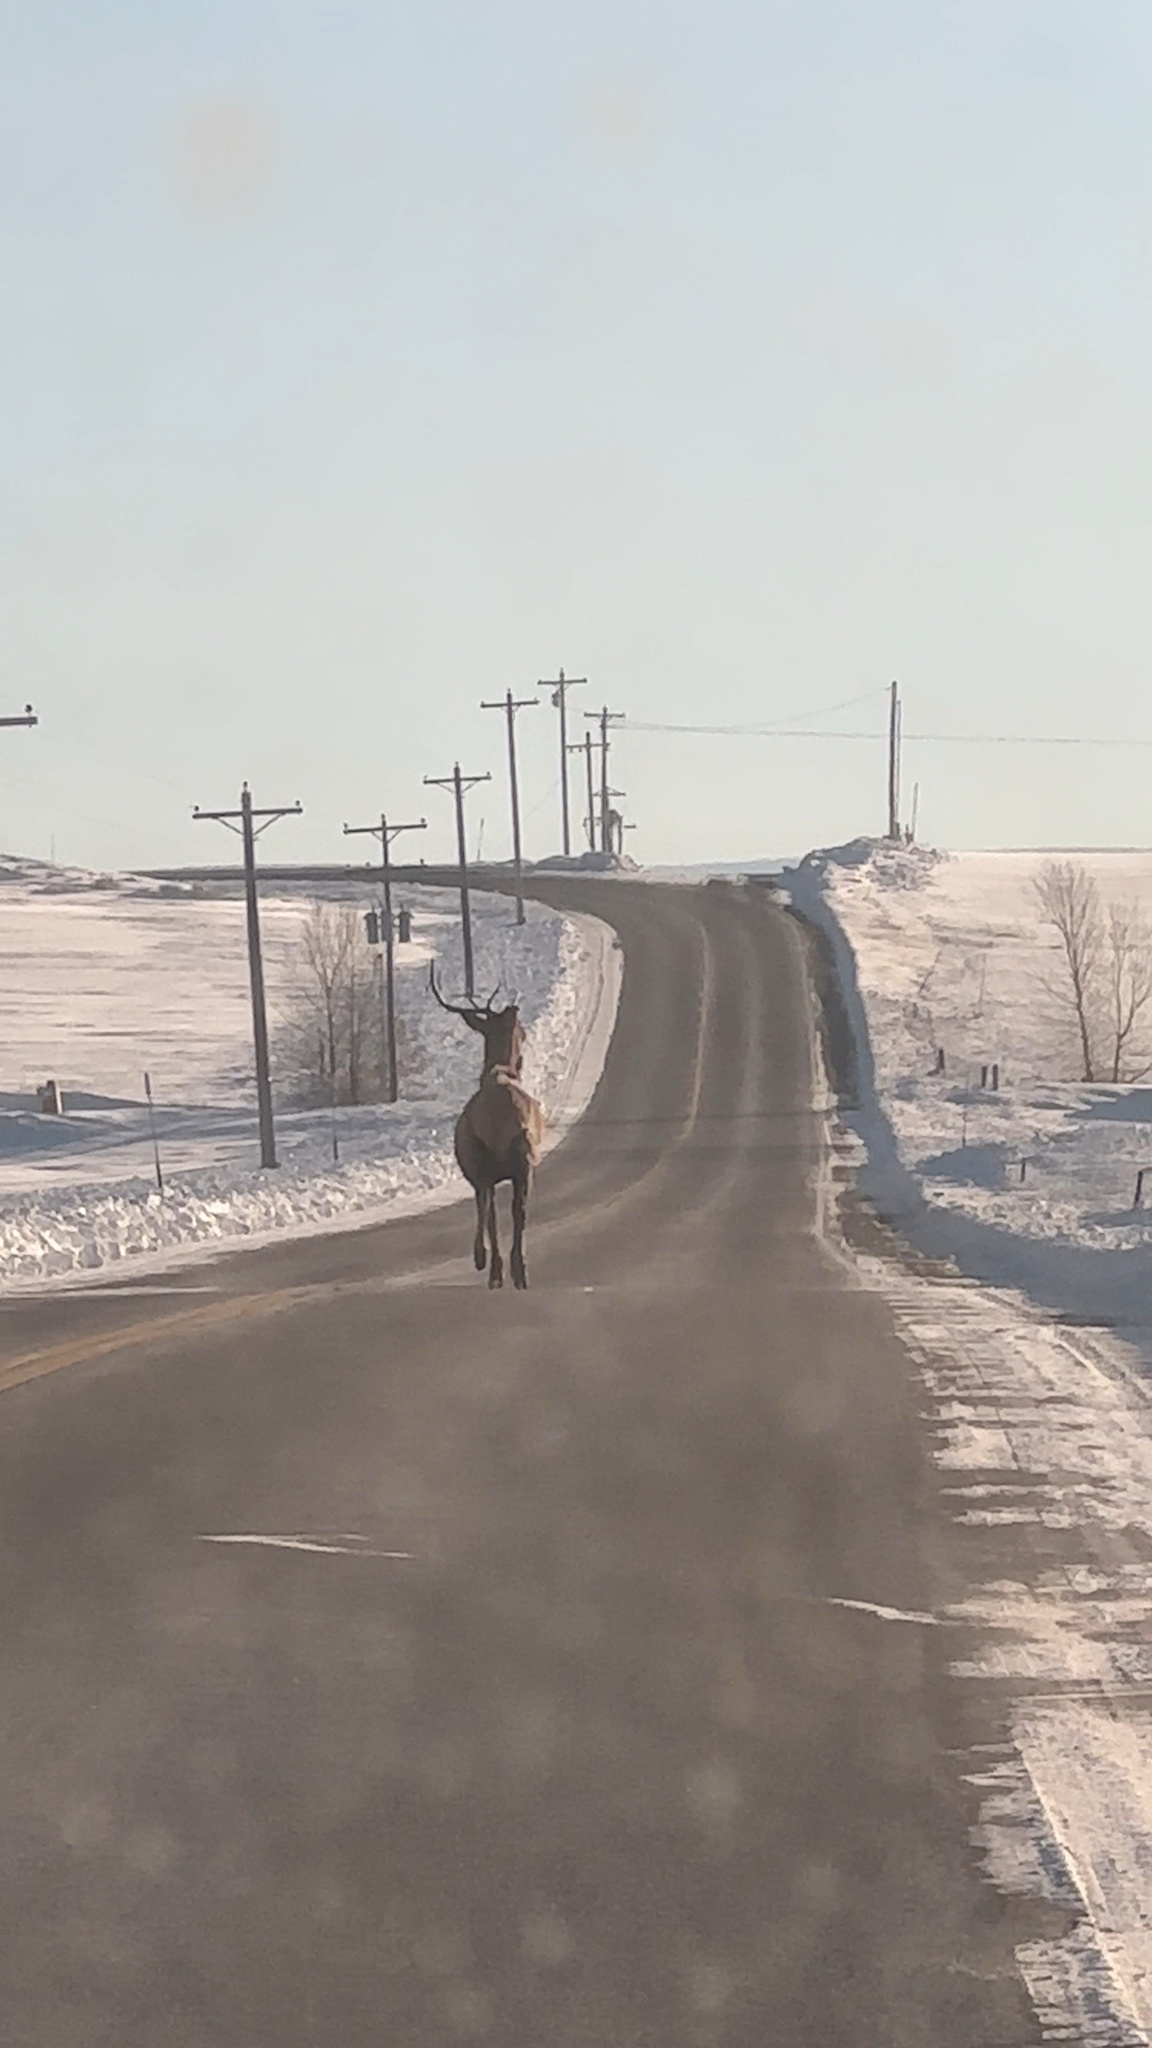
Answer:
429;964;545;1289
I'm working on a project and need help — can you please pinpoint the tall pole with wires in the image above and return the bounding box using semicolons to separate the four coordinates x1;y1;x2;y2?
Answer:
567;735;597;852
424;764;491;997
193;784;302;1168
585;705;625;855
887;680;901;840
538;671;586;857
481;689;538;925
2;704;37;852
605;787;628;856
343;813;427;1102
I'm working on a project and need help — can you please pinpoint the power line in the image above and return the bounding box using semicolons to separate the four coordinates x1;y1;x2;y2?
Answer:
753;685;889;731
625;721;1152;746
625;722;883;737
521;775;559;827
906;731;1152;747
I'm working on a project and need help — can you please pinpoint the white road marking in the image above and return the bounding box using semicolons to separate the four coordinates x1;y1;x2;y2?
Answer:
198;1534;413;1558
826;1597;942;1626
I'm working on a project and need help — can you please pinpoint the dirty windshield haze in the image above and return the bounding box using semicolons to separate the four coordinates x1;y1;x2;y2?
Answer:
2;7;1151;2045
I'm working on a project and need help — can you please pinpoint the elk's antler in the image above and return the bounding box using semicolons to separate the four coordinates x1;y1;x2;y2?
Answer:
428;962;502;1016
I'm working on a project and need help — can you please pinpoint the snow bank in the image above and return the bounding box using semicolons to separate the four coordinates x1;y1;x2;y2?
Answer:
786;843;1152;1348
0;879;620;1289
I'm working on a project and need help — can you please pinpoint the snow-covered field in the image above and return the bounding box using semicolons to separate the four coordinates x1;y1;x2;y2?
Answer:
787;841;1152;2044
0;862;620;1289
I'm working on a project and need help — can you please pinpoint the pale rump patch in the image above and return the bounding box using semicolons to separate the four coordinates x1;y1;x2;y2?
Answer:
461;1070;545;1166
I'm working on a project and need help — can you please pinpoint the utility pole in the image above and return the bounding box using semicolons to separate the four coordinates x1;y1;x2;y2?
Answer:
193;784;302;1169
567;733;598;852
1;705;37;849
584;704;625;855
605;787;627;857
343;812;427;1103
887;679;901;840
481;688;538;925
538;670;586;857
424;764;491;997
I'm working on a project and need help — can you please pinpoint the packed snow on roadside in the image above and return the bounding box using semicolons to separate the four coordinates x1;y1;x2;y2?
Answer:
0;865;620;1289
876;1264;1152;2048
786;840;1152;2044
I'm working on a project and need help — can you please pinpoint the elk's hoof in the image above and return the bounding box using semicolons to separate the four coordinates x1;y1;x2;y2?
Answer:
511;1258;527;1290
488;1260;504;1290
474;1243;486;1271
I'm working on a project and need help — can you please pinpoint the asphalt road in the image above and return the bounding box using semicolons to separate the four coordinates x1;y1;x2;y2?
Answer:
0;881;1048;2047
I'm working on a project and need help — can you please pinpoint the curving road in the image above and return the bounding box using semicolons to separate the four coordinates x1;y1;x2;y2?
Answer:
0;881;1044;2046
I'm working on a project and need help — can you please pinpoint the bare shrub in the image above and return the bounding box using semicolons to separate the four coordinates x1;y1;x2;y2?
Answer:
1033;860;1102;1082
1032;862;1152;1085
276;901;385;1107
1103;900;1152;1083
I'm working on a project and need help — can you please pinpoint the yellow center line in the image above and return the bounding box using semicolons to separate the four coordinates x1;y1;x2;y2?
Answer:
0;1280;345;1396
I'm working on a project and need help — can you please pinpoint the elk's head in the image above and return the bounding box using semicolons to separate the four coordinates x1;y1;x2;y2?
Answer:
429;964;525;1078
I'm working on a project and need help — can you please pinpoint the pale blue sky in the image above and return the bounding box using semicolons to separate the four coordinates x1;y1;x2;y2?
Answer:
1;1;1151;867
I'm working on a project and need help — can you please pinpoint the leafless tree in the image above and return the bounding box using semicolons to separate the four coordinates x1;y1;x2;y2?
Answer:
1033;860;1102;1082
1103;900;1152;1083
344;931;374;1106
302;901;353;1091
276;901;385;1108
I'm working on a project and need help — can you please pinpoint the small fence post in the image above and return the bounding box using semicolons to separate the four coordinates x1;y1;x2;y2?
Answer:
143;1071;164;1196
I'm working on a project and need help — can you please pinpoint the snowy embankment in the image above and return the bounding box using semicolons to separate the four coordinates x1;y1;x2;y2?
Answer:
0;864;620;1289
786;841;1152;2045
787;841;1152;1342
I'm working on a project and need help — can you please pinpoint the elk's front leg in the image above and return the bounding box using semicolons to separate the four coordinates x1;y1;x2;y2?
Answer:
473;1187;487;1271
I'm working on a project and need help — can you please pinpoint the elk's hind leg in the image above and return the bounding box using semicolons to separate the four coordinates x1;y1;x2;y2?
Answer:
486;1185;504;1289
472;1186;487;1271
510;1161;530;1290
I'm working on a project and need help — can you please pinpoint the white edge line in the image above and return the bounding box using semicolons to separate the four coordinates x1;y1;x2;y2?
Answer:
199;1534;413;1558
827;1596;943;1625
